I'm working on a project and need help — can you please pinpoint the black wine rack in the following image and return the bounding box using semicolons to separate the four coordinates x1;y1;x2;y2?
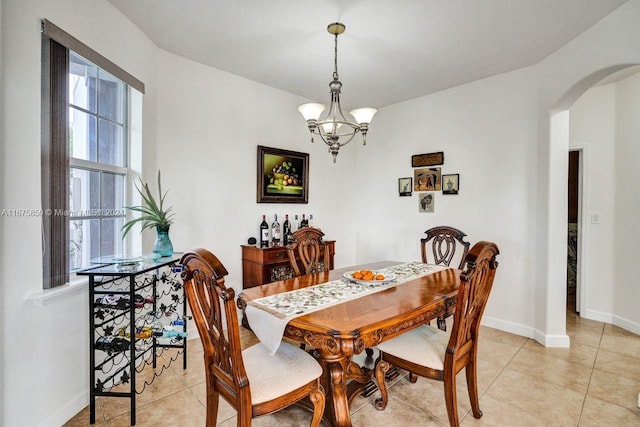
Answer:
78;254;187;426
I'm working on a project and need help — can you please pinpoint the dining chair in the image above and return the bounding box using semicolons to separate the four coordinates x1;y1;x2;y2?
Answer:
421;226;471;331
374;241;500;427
286;227;330;277
180;248;325;427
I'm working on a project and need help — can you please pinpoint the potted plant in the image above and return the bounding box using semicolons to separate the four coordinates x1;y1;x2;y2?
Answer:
122;170;175;256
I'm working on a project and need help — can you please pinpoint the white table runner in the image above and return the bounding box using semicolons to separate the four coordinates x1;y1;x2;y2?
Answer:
245;262;448;354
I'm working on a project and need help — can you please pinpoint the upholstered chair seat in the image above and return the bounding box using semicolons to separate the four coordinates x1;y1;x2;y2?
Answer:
376;324;449;371
242;341;323;404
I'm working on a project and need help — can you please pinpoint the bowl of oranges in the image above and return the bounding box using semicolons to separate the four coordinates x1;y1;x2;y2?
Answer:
343;269;396;284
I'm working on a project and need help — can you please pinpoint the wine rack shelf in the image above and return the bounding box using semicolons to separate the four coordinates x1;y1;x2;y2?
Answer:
78;254;187;426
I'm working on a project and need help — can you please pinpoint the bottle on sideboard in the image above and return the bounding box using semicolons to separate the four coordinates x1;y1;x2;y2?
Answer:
294;214;299;231
260;215;269;248
283;214;292;246
271;214;281;247
309;214;314;227
300;214;308;228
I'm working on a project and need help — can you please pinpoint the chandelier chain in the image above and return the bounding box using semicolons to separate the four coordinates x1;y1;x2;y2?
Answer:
333;33;339;80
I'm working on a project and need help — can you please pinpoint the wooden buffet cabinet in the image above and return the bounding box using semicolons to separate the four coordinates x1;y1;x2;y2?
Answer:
241;240;335;289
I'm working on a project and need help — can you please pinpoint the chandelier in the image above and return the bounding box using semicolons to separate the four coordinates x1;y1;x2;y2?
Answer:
298;22;377;163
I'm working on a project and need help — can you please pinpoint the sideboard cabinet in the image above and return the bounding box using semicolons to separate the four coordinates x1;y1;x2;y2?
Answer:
241;240;335;289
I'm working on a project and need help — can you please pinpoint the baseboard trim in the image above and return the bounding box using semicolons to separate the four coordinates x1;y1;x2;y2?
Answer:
481;315;570;347
36;391;88;427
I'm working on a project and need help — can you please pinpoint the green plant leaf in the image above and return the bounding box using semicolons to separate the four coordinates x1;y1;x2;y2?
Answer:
121;169;174;239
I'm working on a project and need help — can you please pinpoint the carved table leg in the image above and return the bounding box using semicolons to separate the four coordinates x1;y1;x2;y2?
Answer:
325;361;351;427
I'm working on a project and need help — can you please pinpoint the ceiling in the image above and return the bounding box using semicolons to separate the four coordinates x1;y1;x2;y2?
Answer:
109;0;627;110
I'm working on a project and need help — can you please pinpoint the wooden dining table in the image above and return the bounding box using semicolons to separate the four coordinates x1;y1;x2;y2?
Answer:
237;261;461;427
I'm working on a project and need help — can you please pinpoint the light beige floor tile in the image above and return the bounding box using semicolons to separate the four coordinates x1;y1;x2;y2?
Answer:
505;345;593;394
579;395;640;426
479;326;528;347
522;337;598;368
379;372;471;424
594;348;640;383
190;381;237;424
588;368;640;411
483;369;584;425
353;394;448;426
460;393;550;427
600;324;640;358
99;364;187;420
566;317;605;349
167;342;207;387
106;389;205;427
63;404;108;426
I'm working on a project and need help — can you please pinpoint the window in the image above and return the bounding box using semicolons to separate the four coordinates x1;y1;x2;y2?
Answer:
68;52;127;271
42;20;145;288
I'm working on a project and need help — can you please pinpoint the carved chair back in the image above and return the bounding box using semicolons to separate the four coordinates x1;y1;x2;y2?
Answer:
286;227;329;277
180;250;246;409
446;241;500;368
421;226;470;270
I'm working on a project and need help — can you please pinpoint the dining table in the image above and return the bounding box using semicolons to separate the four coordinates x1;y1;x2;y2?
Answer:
237;260;461;427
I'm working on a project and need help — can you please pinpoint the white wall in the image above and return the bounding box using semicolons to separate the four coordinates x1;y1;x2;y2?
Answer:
353;67;540;337
3;0;640;425
0;1;157;426
614;71;640;329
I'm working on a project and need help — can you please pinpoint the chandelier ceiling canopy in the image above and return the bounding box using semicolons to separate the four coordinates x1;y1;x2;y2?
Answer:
298;22;376;163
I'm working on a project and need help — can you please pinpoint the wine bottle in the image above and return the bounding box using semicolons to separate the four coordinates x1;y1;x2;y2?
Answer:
271;214;281;247
300;214;308;228
282;214;292;245
309;214;314;227
294;214;300;231
260;215;269;248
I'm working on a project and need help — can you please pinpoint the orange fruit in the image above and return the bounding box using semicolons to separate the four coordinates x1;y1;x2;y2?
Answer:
375;274;385;280
363;273;374;281
352;272;363;279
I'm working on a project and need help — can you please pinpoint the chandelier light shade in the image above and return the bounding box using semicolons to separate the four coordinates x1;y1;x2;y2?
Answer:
298;22;377;162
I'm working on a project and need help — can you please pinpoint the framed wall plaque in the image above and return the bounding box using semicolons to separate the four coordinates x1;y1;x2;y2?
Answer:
412;151;444;167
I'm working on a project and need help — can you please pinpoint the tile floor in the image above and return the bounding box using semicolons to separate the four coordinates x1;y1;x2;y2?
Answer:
66;310;640;426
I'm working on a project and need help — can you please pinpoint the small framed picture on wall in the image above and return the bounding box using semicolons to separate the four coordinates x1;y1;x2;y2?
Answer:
418;192;435;213
398;177;412;196
442;174;459;195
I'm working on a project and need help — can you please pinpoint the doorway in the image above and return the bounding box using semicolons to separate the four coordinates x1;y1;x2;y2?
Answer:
567;150;580;314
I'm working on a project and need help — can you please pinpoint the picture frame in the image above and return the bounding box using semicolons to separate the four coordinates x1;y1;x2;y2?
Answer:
257;145;309;203
412;151;444;167
418;192;435;213
442;174;459;195
414;167;441;191
398;177;412;196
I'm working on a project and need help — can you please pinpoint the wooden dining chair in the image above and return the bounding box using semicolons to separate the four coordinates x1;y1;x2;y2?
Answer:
286;227;330;277
421;226;471;330
374;241;500;427
180;248;325;427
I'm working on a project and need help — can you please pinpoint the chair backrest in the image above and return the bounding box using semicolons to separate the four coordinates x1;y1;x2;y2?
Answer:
421;226;470;270
445;241;499;368
180;249;249;407
286;227;329;277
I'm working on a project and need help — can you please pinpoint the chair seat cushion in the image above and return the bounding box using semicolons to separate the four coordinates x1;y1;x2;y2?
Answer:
243;341;323;404
377;324;449;370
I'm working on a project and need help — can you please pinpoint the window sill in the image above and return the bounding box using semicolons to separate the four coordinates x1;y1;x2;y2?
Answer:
27;277;88;306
